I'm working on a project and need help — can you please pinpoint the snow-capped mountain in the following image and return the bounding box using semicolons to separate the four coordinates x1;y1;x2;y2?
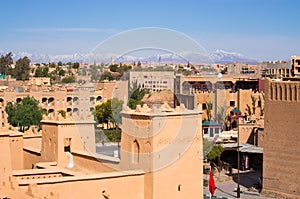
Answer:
210;50;257;64
0;50;258;64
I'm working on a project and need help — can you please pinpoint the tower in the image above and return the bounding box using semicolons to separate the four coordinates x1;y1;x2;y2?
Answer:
120;103;203;199
41;115;96;167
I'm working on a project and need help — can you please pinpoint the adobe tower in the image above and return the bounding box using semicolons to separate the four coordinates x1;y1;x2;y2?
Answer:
120;103;203;199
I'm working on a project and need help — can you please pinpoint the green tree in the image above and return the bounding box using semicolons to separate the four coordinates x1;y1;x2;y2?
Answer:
203;138;213;159
58;68;66;76
49;62;56;68
57;110;66;118
94;98;124;129
13;56;31;80
109;64;118;72
73;62;80;69
128;80;149;109
0;52;13;75
251;95;257;115
61;76;75;83
205;101;213;121
207;144;224;161
5;96;44;132
34;66;49;77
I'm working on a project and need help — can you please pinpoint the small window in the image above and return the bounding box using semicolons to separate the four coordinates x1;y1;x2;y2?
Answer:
202;103;207;110
258;100;262;107
215;128;220;134
203;128;208;134
209;128;214;137
230;101;235;107
64;138;71;152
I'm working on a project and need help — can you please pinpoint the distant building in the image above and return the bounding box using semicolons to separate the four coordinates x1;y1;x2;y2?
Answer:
129;71;174;92
258;60;292;78
292;55;300;77
202;121;222;139
174;74;265;120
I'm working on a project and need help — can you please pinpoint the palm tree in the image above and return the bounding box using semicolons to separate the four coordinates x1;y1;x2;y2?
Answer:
251;95;257;115
205;101;213;121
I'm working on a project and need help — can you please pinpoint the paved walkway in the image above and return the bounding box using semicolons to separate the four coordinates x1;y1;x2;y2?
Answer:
204;170;272;199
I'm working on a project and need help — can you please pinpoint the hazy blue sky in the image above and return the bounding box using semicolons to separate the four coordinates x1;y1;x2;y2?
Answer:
0;0;299;61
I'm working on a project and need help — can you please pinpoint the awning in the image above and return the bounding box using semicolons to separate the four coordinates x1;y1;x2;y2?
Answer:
222;143;263;154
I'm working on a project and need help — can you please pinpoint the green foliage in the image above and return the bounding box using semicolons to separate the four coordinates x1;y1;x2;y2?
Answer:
58;68;66;76
95;98;124;129
11;56;31;80
73;62;80;69
61;76;75;83
207;144;224;161
88;65;103;82
34;66;49;77
66;62;80;69
5;96;43;132
103;129;121;142
57;110;66;119
49;62;56;68
203;138;213;158
246;104;252;116
182;69;192;76
0;52;13;75
128;80;149;109
251;95;257;115
100;71;114;81
221;67;228;74
109;64;118;72
205;101;213;121
57;61;63;66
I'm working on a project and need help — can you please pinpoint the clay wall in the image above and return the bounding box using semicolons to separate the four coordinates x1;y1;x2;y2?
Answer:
263;79;300;197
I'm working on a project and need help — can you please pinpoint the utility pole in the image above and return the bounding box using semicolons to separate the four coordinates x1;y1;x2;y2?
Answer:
237;116;241;198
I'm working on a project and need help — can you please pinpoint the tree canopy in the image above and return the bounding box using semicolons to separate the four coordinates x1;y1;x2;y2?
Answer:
94;98;124;129
0;52;13;75
128;80;149;109
207;144;224;161
13;56;31;80
5;96;44;132
34;66;49;77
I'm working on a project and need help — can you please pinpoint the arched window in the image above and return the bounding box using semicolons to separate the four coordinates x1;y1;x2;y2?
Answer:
132;140;140;163
202;103;207;110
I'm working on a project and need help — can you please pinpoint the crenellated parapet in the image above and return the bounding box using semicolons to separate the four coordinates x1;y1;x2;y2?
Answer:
266;78;300;102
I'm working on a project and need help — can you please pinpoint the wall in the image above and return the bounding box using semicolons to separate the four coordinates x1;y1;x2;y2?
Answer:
10;172;145;199
9;133;24;170
263;79;300;198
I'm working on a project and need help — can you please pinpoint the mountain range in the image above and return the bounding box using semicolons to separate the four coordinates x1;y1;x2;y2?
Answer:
0;50;258;64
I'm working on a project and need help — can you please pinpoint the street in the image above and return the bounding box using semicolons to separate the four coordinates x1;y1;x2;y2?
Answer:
204;170;272;199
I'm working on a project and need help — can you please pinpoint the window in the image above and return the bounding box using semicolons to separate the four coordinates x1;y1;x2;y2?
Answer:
230;101;235;107
202;103;207;110
215;128;220;134
209;128;214;137
132;140;140;163
64;138;71;152
203;128;208;134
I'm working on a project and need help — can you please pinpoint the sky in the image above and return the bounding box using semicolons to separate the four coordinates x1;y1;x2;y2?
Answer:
0;0;299;61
